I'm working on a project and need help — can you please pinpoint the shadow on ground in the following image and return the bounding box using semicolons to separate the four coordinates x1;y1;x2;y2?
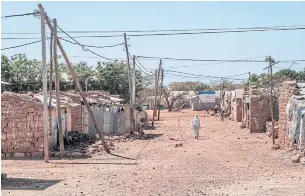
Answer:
1;177;62;190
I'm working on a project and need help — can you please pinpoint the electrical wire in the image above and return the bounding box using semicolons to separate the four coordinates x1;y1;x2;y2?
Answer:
1;12;39;19
59;37;124;49
163;56;267;68
1;40;42;50
56;24;117;61
2;27;305;40
288;61;296;69
127;52;152;76
138;55;305;63
2;25;305;34
165;70;245;80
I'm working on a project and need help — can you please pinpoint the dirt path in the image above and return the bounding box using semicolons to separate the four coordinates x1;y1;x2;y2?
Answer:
2;110;305;196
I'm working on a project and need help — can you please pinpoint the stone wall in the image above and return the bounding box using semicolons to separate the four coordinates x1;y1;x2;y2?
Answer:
278;81;298;148
1;93;44;158
249;87;271;133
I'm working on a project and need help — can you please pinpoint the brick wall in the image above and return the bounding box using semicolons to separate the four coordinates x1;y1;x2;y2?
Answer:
249;87;271;133
234;98;243;122
61;92;83;132
278;81;298;148
1;93;44;158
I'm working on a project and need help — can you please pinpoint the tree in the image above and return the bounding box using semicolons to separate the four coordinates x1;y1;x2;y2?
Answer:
209;79;238;90
168;81;211;91
162;87;188;112
96;61;145;103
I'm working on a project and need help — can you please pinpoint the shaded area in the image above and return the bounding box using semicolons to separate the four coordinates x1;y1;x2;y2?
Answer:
2;177;62;190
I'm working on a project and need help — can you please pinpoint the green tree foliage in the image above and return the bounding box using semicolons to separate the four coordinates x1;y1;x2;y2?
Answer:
247;69;305;88
168;81;211;91
1;54;147;103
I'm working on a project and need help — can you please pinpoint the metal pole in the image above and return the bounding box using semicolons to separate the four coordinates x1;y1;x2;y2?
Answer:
124;33;132;105
40;8;49;163
53;19;65;158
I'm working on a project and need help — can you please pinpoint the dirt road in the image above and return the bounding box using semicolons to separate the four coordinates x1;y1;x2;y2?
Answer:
2;110;305;196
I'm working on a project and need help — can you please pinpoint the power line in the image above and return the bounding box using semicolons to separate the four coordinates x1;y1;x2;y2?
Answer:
44;15;117;62
2;27;305;40
138;55;305;63
59;37;124;49
163;56;267;68
1;11;39;19
128;52;152;76
164;70;245;80
56;24;117;61
1;40;42;51
134;55;152;74
2;24;305;34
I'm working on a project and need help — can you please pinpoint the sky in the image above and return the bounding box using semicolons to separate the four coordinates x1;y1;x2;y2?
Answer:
1;1;305;85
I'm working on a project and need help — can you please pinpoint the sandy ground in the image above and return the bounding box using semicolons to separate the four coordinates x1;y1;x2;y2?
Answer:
2;110;305;196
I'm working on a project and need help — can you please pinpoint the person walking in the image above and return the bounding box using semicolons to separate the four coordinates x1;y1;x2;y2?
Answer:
192;114;201;139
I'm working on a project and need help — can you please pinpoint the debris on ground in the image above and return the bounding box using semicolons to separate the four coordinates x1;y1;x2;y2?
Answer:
272;144;280;150
174;143;183;148
51;131;153;157
292;154;301;163
240;124;246;129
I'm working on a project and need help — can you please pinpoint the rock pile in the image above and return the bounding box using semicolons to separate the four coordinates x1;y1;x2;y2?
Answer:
266;121;279;139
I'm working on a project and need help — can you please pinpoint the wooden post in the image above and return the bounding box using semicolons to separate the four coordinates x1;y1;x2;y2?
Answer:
267;56;275;145
152;70;158;127
40;7;49;163
48;28;53;151
53;19;65;158
157;69;163;120
39;4;110;153
132;55;136;105
124;33;132;105
152;60;162;126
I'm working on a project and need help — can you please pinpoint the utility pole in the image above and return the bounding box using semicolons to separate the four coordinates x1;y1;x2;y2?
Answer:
132;55;136;105
248;72;251;92
124;33;132;105
38;4;110;153
152;60;162;126
157;68;164;120
48;29;53;150
53;19;65;158
40;7;49;163
266;56;275;145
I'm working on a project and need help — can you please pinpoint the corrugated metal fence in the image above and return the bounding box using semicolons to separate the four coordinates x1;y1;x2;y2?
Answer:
82;106;132;135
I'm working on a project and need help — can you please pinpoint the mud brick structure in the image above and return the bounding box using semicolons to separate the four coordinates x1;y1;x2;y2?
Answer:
231;98;243;122
278;81;298;148
249;86;271;133
1;92;44;158
61;91;83;132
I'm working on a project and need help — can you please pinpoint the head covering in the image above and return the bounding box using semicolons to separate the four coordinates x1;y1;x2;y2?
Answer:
192;114;200;127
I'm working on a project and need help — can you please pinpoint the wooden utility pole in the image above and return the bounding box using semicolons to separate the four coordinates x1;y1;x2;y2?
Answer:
40;7;49;163
48;29;53;150
248;72;251;92
53;19;65;158
266;56;275;145
124;33;132;105
132;55;136;105
39;4;110;154
152;70;158;127
157;69;164;120
152;60;162;126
